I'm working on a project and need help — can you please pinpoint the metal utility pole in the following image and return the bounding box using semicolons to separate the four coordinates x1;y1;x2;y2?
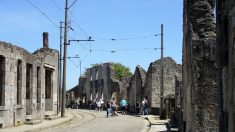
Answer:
61;0;68;117
160;24;164;118
79;59;81;77
58;21;63;115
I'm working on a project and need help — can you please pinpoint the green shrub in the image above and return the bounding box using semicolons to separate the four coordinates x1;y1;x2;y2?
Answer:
111;63;133;80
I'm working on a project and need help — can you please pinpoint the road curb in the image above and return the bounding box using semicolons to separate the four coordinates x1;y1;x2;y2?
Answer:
26;112;76;132
141;117;151;132
2;111;76;132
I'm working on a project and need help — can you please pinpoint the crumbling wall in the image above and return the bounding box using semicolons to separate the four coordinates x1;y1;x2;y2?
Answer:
127;65;146;113
183;0;219;131
145;57;181;115
216;0;235;131
0;41;58;128
75;63;132;107
79;63;118;105
175;76;184;131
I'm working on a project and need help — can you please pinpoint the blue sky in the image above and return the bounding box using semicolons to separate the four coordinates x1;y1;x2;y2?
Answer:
0;0;183;89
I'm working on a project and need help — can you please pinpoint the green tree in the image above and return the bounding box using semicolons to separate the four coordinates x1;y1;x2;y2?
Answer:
111;63;133;80
90;63;101;67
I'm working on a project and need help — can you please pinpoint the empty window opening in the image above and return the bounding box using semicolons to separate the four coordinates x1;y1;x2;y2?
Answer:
101;79;104;88
45;69;53;99
17;60;22;105
95;80;98;89
26;64;32;100
37;67;41;103
90;81;92;87
0;56;5;106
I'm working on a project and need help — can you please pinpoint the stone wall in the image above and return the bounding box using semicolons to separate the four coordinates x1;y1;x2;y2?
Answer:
145;57;181;115
0;39;58;128
175;76;184;131
127;65;146;113
68;63;131;107
84;63;112;103
216;0;235;131
182;0;220;131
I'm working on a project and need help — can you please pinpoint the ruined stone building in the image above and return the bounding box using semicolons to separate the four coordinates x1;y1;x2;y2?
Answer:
127;65;146;113
0;32;58;128
67;63;130;107
174;76;183;131
66;85;79;108
181;0;220;131
145;57;182;115
217;0;235;131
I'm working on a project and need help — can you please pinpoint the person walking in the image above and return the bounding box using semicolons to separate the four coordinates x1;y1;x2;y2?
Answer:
111;98;118;116
106;101;111;117
136;101;140;114
120;98;127;115
142;97;148;116
96;99;102;112
100;99;104;111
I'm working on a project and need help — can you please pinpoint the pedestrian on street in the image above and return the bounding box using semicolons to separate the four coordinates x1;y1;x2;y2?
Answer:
142;97;148;116
96;99;102;112
111;98;118;116
136;101;140;114
106;100;111;117
88;100;92;110
100;99;104;111
120;98;127;115
79;99;83;109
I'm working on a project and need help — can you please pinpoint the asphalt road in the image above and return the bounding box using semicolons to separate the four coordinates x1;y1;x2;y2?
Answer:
41;109;148;132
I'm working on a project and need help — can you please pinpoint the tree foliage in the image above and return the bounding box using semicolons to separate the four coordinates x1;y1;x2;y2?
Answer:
111;63;133;80
90;63;101;67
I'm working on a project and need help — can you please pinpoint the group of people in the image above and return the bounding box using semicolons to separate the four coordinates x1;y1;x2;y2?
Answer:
87;99;105;112
136;97;149;116
68;96;149;117
105;97;148;117
105;98;118;117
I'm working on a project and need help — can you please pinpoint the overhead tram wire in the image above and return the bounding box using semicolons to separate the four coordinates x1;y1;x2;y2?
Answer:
25;0;59;29
91;48;161;53
66;0;92;53
26;0;86;55
50;0;64;19
68;0;78;9
70;20;90;38
68;57;80;68
50;0;62;11
92;34;160;41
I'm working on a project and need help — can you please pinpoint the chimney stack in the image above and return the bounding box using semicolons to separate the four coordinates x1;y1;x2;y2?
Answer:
43;32;49;48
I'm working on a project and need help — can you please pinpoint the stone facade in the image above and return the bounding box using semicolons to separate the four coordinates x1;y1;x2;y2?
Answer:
174;76;184;131
0;33;58;128
182;0;220;131
68;63;130;107
216;0;235;131
145;57;181;115
127;65;146;113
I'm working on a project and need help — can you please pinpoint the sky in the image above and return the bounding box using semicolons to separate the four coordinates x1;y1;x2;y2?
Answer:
0;0;183;90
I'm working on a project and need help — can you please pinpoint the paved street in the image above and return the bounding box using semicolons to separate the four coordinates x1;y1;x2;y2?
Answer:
1;109;168;132
41;109;148;132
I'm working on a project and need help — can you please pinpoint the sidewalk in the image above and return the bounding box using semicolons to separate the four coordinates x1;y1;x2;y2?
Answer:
1;111;74;132
142;115;169;132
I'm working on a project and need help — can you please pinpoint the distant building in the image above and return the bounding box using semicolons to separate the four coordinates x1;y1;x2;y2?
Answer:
0;32;58;128
67;63;131;108
145;57;182;115
127;57;181;115
127;65;146;113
